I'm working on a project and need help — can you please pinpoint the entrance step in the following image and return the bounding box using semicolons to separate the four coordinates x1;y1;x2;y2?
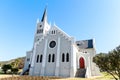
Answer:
20;68;29;75
75;68;86;78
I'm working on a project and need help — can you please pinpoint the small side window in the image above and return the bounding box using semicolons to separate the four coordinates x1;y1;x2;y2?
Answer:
54;30;55;34
48;54;51;62
52;31;53;34
37;29;43;34
66;53;69;62
77;44;80;46
52;54;55;62
40;25;42;28
51;30;56;34
62;53;65;62
27;58;30;61
36;55;39;63
40;55;43;63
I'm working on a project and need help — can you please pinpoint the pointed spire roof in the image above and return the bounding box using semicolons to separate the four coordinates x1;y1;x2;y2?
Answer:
41;7;47;22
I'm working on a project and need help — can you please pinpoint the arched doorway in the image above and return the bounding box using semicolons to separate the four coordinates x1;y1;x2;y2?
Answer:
79;57;85;68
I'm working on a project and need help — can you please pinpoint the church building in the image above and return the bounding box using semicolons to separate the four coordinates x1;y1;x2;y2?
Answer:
22;8;100;78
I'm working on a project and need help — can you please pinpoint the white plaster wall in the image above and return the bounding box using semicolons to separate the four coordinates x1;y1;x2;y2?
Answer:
33;42;44;75
76;51;90;69
34;22;43;43
40;27;72;77
77;48;100;77
23;51;32;71
70;45;77;77
59;35;71;77
84;49;98;76
44;32;58;76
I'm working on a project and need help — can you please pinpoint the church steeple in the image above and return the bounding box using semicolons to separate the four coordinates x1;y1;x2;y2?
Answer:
34;7;50;43
41;8;47;22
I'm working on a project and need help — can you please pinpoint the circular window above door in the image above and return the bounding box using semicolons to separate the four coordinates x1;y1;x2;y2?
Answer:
49;41;56;48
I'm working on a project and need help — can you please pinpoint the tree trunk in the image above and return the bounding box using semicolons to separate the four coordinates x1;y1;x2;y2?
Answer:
107;71;118;80
119;75;120;80
4;71;6;74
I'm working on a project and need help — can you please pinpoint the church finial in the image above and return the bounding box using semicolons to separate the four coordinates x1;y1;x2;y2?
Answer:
53;21;56;26
41;7;47;22
36;18;39;23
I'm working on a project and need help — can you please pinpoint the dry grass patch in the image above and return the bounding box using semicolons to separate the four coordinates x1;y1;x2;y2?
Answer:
0;76;61;80
0;74;19;79
0;72;115;80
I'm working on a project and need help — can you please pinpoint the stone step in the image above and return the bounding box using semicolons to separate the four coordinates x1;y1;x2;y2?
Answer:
21;68;29;75
75;68;86;78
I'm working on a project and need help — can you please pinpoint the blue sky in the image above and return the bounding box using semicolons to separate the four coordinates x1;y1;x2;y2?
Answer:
0;0;120;61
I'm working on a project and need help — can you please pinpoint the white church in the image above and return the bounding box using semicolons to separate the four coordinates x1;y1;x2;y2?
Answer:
22;8;100;78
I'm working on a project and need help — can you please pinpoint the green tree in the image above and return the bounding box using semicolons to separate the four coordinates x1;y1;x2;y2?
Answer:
93;45;120;80
2;64;12;74
11;68;18;74
10;58;24;69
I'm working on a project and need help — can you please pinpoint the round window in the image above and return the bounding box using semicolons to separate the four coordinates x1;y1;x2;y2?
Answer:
49;41;56;48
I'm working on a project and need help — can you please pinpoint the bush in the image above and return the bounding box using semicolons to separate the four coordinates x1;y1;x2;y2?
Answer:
11;68;18;74
2;64;12;74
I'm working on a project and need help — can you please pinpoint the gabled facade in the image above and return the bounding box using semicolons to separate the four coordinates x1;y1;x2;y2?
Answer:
22;8;100;78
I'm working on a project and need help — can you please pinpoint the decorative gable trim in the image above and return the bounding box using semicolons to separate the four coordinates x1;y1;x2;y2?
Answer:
35;24;75;45
51;25;73;41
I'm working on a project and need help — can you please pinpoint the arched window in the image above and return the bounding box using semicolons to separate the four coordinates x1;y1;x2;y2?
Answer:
27;58;30;61
52;54;55;62
41;29;43;33
85;51;87;53
54;30;55;34
52;31;53;34
40;25;42;28
37;29;43;34
51;30;56;34
48;54;51;62
36;55;39;63
40;55;43;63
66;53;69;62
62;53;65;62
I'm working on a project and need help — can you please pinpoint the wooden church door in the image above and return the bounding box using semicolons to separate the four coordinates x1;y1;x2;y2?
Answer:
79;57;85;68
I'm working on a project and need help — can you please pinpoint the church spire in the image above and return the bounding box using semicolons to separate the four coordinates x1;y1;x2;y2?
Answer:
41;7;47;22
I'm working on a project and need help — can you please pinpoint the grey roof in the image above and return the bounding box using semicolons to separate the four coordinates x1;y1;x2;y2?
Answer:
41;8;47;22
76;39;94;49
